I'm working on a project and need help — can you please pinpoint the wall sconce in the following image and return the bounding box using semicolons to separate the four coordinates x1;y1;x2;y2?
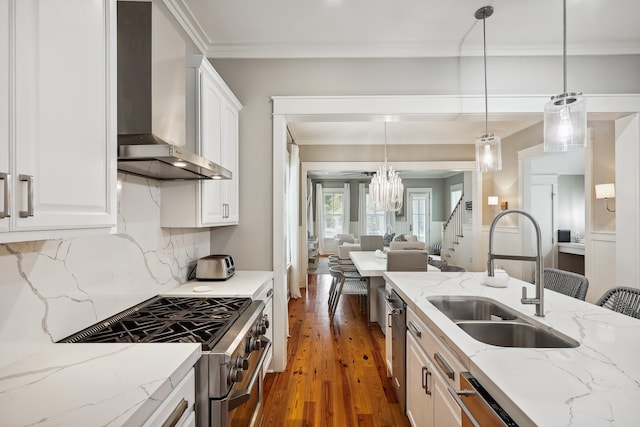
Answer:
595;183;616;212
488;196;507;213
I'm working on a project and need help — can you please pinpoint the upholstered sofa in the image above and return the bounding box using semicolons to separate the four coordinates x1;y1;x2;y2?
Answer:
335;234;361;259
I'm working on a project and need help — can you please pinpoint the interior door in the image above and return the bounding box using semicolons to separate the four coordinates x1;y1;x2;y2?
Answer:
407;188;431;245
530;176;557;271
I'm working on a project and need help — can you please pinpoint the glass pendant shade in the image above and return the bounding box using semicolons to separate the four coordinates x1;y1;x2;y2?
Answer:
543;93;587;152
475;133;502;173
474;5;501;173
370;162;404;212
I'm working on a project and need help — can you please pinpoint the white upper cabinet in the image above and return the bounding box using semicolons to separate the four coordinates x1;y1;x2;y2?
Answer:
0;0;116;243
161;56;241;227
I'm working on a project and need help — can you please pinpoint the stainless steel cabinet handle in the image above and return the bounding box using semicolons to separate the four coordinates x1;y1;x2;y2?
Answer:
447;385;481;427
434;351;455;380
422;366;432;395
161;398;188;427
387;312;393;328
0;172;10;219
19;174;34;218
408;320;422;338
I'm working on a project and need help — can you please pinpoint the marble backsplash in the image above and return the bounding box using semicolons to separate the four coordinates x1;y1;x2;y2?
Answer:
0;174;211;366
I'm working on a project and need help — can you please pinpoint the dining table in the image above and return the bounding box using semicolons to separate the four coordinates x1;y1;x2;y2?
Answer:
349;250;440;323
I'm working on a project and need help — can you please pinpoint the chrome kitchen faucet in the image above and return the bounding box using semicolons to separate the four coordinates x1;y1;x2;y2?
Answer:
487;209;545;317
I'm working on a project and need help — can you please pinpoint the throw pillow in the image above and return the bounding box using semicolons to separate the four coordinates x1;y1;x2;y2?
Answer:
383;233;395;246
394;234;407;242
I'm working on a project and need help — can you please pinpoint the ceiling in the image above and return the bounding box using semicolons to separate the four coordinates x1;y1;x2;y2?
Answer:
174;0;640;59
168;0;638;163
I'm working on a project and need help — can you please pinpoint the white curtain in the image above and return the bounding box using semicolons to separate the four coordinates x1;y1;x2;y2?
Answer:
288;144;301;299
306;178;313;238
343;182;350;235
358;183;367;236
315;183;325;254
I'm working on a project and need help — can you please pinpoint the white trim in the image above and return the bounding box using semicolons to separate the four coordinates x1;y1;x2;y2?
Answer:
274;95;640;371
271;115;287;372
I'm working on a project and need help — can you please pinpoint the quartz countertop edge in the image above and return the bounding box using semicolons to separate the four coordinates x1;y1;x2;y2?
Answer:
162;270;274;299
0;342;201;427
384;270;640;427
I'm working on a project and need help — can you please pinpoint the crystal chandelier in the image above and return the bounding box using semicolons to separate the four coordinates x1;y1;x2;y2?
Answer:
543;0;587;152
474;6;502;173
370;123;403;212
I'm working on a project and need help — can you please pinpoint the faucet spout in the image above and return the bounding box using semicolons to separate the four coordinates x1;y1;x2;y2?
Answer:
487;209;545;317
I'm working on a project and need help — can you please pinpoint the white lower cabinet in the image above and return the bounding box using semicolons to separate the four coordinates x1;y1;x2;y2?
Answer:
143;368;195;427
406;307;462;427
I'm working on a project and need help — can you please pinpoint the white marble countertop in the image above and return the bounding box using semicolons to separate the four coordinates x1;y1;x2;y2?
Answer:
350;251;439;277
384;271;640;427
558;242;586;255
161;270;273;299
0;271;272;427
0;343;201;427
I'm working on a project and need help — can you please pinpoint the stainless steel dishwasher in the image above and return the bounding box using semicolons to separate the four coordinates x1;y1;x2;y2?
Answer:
388;289;407;412
448;372;519;427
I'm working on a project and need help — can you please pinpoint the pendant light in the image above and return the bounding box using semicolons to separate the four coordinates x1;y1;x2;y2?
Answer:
543;0;587;152
474;6;502;173
369;122;403;212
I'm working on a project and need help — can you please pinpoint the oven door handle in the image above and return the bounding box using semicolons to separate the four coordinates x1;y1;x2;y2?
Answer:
228;338;271;411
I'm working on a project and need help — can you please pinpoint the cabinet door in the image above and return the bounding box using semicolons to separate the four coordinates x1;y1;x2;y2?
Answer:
0;0;9;232
222;103;238;223
12;0;115;231
199;68;225;225
406;333;434;427
433;371;462;427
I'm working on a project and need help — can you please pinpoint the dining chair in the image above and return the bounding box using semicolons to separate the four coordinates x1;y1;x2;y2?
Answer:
328;266;368;322
543;268;589;301
595;286;640;319
386;250;429;272
360;235;385;252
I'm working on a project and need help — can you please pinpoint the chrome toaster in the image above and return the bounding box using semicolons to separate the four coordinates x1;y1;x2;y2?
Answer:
195;254;235;280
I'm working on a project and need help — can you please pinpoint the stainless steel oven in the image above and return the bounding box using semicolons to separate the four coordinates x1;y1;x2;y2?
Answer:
60;295;270;427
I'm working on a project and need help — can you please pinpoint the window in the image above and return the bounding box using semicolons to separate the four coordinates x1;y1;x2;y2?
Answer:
365;191;385;235
407;188;431;243
450;183;463;213
323;189;345;238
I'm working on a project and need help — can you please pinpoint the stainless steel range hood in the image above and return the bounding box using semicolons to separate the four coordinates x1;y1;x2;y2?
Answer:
116;1;231;181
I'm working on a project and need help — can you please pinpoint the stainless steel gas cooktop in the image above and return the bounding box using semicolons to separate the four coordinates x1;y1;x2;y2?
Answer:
59;296;252;351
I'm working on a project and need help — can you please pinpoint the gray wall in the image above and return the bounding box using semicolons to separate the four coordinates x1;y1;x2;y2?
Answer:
208;56;640;270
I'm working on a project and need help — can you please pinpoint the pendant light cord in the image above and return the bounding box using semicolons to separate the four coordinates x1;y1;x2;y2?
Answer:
482;12;488;136
563;0;567;95
383;122;388;163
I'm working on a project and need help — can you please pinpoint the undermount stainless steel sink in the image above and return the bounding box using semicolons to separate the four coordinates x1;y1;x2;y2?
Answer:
428;296;579;349
428;296;518;321
457;321;579;348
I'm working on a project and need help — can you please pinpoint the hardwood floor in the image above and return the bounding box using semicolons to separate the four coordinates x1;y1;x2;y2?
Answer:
262;273;411;427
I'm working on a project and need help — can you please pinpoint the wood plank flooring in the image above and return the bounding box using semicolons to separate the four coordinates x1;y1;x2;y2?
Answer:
262;272;411;427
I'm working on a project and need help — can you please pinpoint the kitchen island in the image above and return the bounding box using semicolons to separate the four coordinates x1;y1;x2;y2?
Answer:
384;271;640;426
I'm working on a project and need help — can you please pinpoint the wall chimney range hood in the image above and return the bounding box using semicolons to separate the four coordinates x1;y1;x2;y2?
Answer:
116;1;231;181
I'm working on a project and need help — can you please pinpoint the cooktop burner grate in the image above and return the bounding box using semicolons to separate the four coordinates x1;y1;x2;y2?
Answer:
59;296;252;351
